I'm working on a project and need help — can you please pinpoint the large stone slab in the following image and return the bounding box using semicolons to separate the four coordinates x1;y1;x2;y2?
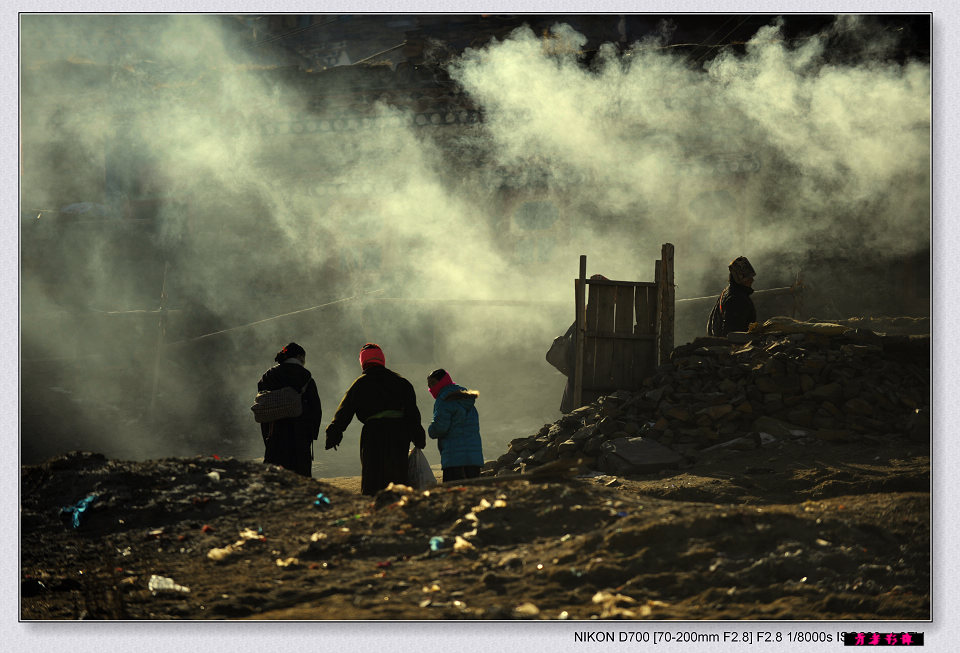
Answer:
595;436;683;475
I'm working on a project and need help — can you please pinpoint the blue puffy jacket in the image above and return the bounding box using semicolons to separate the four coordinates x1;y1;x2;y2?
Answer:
427;384;484;468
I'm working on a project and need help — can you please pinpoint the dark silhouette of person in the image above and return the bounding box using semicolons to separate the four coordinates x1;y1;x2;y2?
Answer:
325;343;426;495
257;342;322;476
707;256;757;336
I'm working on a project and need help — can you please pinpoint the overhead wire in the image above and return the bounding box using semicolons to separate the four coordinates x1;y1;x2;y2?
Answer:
691;15;753;66
244;16;342;49
164;288;385;347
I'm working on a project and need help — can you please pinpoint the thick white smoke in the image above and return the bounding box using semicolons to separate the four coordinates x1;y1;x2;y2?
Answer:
19;15;929;475
450;17;929;266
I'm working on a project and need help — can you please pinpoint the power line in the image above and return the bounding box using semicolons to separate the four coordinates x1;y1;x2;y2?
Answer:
164;288;384;347
691;15;753;66
245;16;342;49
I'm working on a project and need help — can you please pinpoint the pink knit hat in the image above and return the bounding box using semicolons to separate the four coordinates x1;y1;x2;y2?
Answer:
428;369;454;399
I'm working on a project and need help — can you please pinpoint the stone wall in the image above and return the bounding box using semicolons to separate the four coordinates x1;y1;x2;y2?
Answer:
485;317;930;476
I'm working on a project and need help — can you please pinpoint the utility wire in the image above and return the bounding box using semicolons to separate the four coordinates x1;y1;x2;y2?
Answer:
691;15;753;66
164;288;384;347
683;15;733;66
245;16;342;49
353;42;407;65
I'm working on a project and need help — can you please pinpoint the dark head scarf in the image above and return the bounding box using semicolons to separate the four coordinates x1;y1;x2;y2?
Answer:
275;342;306;363
728;256;756;285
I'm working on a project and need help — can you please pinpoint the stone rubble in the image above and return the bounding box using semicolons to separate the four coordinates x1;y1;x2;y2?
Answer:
483;317;929;477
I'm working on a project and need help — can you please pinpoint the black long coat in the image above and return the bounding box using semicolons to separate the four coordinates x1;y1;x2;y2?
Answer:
257;362;323;477
707;280;757;337
326;365;426;495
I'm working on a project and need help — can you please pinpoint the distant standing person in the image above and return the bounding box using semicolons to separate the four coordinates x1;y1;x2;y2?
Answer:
707;256;758;337
426;369;484;482
256;342;323;477
325;343;426;495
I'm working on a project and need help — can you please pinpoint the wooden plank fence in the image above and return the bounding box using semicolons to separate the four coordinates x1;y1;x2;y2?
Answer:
573;244;675;409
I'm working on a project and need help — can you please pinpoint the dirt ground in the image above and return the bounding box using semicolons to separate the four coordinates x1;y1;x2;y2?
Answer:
20;431;928;620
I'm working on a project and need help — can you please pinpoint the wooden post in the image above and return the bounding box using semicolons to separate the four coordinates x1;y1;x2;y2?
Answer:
792;270;803;319
657;243;675;366
573;255;586;410
148;261;169;419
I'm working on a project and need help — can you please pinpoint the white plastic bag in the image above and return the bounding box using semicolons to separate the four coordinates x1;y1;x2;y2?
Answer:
407;447;437;490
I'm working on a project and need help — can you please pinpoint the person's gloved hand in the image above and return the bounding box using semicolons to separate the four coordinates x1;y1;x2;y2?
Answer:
325;431;342;451
413;431;426;450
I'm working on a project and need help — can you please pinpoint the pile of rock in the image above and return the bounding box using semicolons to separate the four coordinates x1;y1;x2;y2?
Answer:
484;316;930;477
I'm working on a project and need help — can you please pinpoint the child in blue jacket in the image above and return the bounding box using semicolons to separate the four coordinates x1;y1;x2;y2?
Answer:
426;369;484;482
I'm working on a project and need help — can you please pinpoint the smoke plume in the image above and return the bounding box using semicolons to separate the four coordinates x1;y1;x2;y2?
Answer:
19;15;929;475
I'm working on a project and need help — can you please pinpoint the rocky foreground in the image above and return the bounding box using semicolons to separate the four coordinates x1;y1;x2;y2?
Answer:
20;317;930;620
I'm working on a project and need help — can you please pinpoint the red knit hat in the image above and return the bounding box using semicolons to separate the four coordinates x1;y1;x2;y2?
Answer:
359;343;385;369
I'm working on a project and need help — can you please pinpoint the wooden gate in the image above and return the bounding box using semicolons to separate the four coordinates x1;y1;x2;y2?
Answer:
573;243;675;408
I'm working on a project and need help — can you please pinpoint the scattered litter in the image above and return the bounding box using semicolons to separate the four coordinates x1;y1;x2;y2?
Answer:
592;591;639;618
275;557;299;568
59;493;98;529
593;590;614;603
206;546;233;562
201;524;215;533
148;574;190;594
429;536;446;552
206;528;265;561
453;536;475;552
512;602;540;617
314;493;331;509
576;470;606;479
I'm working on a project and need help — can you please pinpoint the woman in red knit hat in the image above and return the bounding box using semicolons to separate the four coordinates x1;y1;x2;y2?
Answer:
325;344;426;495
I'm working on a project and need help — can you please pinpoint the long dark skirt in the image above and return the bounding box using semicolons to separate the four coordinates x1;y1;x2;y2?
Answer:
442;465;480;483
263;420;312;477
359;420;410;496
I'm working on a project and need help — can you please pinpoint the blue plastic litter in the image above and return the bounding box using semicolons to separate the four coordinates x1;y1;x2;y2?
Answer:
59;493;99;528
429;536;446;551
314;493;331;509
